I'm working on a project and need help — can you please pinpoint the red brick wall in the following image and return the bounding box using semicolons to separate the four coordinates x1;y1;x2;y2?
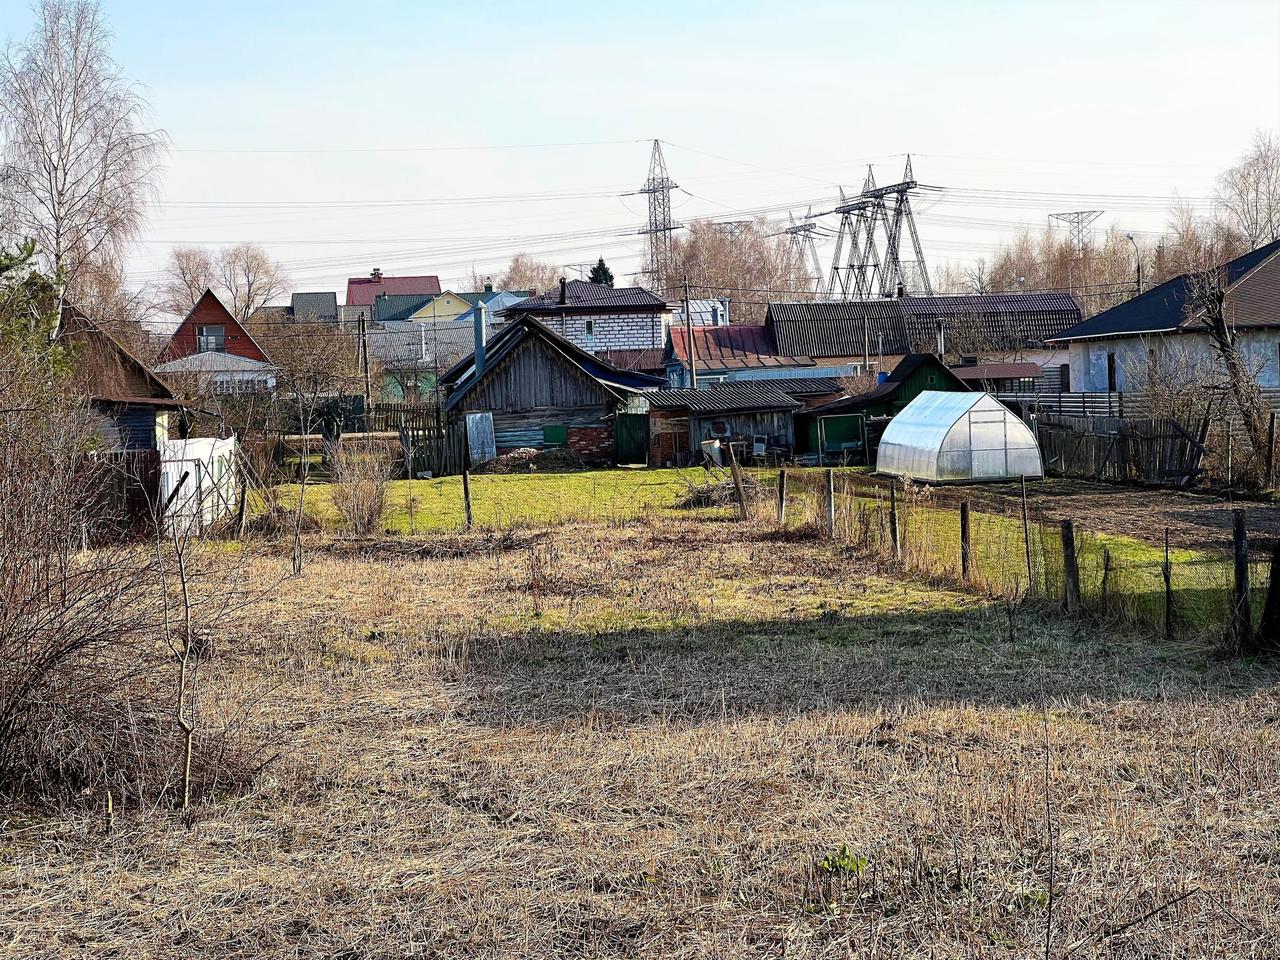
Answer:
647;410;689;467
568;426;613;463
160;292;269;363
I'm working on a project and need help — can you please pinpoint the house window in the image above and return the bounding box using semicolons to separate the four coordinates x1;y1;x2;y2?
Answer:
1106;352;1117;392
584;319;594;340
197;324;226;353
1059;363;1071;393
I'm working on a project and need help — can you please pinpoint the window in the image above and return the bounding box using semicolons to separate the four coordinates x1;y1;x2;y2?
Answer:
1059;363;1071;393
1106;352;1117;392
584;319;594;340
197;324;226;353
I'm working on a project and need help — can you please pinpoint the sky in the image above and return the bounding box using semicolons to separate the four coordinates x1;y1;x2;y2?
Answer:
2;0;1279;310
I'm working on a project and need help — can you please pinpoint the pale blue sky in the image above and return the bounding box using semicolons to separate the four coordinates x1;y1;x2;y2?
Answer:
2;0;1279;300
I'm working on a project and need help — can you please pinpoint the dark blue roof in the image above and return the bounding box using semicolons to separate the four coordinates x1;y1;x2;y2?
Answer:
1049;238;1280;342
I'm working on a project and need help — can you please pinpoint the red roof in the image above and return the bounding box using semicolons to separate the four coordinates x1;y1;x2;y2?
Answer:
345;273;442;307
669;323;815;371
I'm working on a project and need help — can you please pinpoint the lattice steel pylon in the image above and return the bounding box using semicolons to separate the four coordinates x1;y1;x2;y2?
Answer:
1049;210;1104;256
826;156;933;300
783;207;825;296
637;140;681;294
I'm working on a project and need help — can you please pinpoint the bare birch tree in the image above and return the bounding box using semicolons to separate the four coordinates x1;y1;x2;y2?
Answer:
1217;131;1280;248
216;243;289;323
0;0;165;288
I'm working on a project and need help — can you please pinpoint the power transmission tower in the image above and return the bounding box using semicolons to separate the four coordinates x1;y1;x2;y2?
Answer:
826;156;932;299
1049;210;1103;256
636;140;681;294
782;208;824;296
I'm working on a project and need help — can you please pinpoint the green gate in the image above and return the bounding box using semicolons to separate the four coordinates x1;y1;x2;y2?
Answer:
614;414;649;464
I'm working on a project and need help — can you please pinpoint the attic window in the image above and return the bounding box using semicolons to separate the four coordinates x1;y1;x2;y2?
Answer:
197;324;226;353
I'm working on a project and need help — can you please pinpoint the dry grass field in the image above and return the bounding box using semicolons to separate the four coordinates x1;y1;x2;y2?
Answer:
4;511;1280;958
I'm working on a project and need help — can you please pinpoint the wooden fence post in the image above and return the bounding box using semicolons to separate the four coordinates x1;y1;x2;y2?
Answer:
1226;426;1234;489
1162;527;1174;642
1257;539;1280;655
959;501;972;581
825;468;836;538
1268;412;1277;490
1060;519;1080;614
777;468;788;525
1230;508;1251;651
888;481;900;560
727;443;748;521
462;469;473;530
1020;474;1034;594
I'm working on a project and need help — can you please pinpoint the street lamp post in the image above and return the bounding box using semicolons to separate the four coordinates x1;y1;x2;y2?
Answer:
1126;233;1142;295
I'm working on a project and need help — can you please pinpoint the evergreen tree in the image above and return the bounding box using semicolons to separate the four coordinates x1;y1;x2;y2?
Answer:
588;257;614;287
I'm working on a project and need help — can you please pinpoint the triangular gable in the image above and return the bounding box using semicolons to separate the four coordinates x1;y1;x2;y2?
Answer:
59;305;178;403
159;289;272;363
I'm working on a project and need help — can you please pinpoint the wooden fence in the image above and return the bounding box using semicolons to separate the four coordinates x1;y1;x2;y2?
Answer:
1036;413;1210;487
365;402;466;478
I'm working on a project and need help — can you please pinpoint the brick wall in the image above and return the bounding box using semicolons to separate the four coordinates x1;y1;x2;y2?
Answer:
647;409;689;466
568;426;614;463
539;310;669;352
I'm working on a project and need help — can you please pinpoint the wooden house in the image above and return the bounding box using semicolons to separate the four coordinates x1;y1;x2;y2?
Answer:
645;383;802;467
159;289;271;364
441;315;665;464
799;353;970;463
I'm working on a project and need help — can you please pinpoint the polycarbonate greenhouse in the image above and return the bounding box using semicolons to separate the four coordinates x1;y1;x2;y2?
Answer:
875;390;1043;483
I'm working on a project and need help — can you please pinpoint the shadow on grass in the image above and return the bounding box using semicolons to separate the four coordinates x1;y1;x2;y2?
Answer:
462;601;1280;727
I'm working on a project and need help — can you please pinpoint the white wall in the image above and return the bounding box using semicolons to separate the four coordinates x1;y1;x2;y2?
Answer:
1068;331;1280;392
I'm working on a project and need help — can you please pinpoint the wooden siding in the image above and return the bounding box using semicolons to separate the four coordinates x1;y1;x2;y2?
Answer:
455;335;615;413
690;411;794;449
492;408;612;450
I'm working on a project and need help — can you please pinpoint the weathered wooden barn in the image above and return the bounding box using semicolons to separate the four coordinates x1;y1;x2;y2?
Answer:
441;315;665;464
645;383;802;466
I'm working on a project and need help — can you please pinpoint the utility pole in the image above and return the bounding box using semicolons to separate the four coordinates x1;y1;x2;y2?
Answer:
358;309;372;404
683;276;697;389
1126;233;1142;295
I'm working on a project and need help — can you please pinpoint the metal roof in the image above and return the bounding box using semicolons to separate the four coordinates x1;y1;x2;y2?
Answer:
155;352;277;374
290;292;338;321
1047;237;1280;342
458;289;533;306
671;297;731;326
646;383;803;413
769;377;845;395
346;274;442;307
594;347;665;371
373;293;437;324
767;293;1082;357
951;362;1043;381
505;279;668;314
367;324;475;369
667;323;814;371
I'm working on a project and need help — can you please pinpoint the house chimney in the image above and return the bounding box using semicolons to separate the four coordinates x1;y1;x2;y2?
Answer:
484;280;493;293
371;267;383;282
473;301;487;377
936;320;945;356
558;276;567;305
896;282;906;298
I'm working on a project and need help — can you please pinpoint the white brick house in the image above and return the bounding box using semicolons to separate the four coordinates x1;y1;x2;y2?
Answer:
496;279;672;355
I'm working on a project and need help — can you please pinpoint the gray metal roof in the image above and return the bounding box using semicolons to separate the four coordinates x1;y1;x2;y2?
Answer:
290;292;338;321
373;293;437;324
767;293;1082;357
646;383;803;413
367;324;475;369
769;377;845;395
154;352;277;374
506;279;668;314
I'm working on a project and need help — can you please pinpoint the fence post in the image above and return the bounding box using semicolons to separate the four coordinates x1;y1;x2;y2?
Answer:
959;501;972;581
825;468;836;538
1226;426;1234;489
462;469;473;530
1268;412;1277;490
728;443;749;521
1020;475;1034;594
889;480;900;560
777;468;788;525
1257;539;1280;655
1060;519;1080;614
1230;508;1251;651
1163;527;1174;642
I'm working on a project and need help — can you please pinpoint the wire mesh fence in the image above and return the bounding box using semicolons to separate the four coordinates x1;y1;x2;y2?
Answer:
776;467;1271;646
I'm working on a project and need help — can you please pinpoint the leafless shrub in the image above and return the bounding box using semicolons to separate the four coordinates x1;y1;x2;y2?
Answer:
328;440;394;536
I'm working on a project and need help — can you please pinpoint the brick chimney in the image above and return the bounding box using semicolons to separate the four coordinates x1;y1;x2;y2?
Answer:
559;277;567;305
371;267;383;282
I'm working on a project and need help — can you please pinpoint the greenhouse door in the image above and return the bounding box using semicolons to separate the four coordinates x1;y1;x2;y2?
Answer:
969;411;1009;479
615;414;649;464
